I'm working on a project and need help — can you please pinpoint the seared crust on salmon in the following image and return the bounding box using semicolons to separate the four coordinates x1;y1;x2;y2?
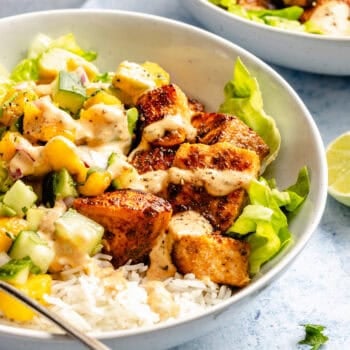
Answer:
187;97;205;116
167;142;260;232
172;234;250;287
130;146;176;174
168;184;246;232
192;112;269;162
73;189;172;267
136;84;194;147
173;142;261;173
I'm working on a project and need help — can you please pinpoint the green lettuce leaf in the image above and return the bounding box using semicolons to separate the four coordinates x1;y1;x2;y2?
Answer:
209;1;311;33
226;166;310;274
219;58;281;169
248;6;303;21
10;33;98;82
263;16;303;31
10;58;39;82
28;33;97;62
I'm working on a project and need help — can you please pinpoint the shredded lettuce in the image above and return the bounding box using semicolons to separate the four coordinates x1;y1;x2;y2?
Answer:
219;58;281;168
226;166;310;274
10;33;97;82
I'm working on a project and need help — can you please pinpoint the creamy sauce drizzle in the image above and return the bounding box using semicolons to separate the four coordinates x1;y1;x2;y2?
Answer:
143;114;197;143
168;211;213;238
168;167;254;196
76;104;131;153
35;96;78;132
129;170;169;194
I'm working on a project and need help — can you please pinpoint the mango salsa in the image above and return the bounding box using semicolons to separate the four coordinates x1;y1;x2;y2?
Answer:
0;274;51;322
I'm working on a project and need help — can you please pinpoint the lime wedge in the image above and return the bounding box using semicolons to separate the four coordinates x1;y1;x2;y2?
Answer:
326;131;350;206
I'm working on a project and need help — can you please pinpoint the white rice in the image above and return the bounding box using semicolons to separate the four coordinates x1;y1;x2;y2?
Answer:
0;255;233;333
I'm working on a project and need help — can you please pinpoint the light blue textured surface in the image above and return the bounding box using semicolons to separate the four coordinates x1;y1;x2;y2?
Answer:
1;1;349;349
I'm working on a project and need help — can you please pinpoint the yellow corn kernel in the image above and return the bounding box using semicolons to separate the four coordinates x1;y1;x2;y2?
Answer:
0;131;23;161
78;170;111;196
141;61;170;87
0;274;52;322
84;90;121;109
43;136;87;182
0;217;28;252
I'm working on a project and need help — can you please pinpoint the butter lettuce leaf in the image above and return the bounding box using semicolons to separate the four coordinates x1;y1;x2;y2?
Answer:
219;58;281;169
10;58;39;82
226;166;310;274
10;33;97;82
28;33;97;62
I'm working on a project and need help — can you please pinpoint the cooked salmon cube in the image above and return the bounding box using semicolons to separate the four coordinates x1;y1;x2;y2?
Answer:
73;189;172;267
173;142;260;174
167;142;260;232
192;112;270;162
129;146;176;174
168;183;246;232
136;84;196;147
172;234;250;287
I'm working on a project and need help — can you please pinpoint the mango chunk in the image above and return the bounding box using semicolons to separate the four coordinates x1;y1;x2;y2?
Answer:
43;136;87;182
78;170;111;196
0;274;51;322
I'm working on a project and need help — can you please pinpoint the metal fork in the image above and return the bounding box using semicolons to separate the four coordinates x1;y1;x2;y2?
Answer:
0;280;110;350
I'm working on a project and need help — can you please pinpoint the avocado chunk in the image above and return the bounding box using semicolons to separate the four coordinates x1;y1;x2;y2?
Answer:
52;70;86;114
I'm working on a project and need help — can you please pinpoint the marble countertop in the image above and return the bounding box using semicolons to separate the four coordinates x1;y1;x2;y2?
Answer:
1;1;349;349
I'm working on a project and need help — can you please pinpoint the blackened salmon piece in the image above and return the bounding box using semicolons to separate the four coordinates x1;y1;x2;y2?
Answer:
73;189;172;267
192;112;270;162
172;233;250;287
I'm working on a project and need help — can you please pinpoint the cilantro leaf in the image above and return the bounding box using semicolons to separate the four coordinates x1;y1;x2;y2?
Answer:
299;324;329;350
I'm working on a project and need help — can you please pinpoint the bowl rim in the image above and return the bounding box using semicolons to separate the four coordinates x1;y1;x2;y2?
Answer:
0;8;328;341
188;0;350;42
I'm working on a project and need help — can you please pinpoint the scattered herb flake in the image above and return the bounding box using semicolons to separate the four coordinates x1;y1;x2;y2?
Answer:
299;324;329;350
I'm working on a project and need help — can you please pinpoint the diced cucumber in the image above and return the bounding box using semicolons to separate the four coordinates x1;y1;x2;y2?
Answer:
0;162;14;193
54;209;104;256
42;168;78;207
0;256;32;284
126;107;138;135
3;180;37;217
26;207;47;231
0;203;17;217
9;231;54;273
107;152;138;189
52;70;86;114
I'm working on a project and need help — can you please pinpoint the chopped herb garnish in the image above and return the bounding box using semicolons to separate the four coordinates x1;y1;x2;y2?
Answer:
299;324;329;350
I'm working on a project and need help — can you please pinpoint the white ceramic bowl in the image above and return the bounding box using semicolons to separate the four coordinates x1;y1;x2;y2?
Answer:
181;0;350;76
0;9;327;350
